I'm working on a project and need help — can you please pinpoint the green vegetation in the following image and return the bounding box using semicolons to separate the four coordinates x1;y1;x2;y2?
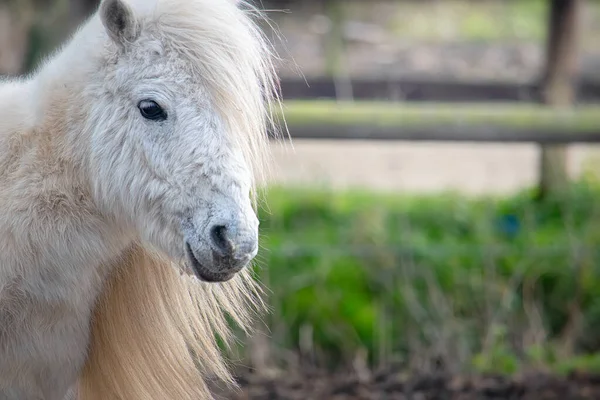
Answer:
244;177;600;375
382;0;600;49
387;0;549;42
278;100;600;133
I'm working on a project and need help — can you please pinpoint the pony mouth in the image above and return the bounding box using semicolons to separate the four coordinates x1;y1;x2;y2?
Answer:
184;242;235;283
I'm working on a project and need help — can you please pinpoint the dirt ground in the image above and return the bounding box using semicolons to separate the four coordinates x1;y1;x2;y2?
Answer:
211;367;600;400
266;141;600;196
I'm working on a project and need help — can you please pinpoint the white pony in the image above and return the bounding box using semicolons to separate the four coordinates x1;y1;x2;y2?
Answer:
0;0;280;398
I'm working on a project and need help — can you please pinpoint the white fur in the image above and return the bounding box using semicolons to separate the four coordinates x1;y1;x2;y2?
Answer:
0;0;280;398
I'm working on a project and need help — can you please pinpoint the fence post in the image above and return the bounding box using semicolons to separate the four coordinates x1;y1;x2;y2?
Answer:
538;0;582;199
324;0;353;101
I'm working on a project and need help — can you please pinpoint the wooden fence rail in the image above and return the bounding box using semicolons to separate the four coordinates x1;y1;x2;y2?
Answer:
275;125;600;144
279;78;600;104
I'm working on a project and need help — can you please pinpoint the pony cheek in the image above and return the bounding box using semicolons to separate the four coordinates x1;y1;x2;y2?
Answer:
138;135;187;183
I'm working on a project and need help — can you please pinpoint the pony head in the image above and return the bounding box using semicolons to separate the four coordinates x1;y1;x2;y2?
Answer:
81;0;277;282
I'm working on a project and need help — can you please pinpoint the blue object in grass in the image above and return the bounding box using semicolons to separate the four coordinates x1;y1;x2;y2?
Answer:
498;214;521;238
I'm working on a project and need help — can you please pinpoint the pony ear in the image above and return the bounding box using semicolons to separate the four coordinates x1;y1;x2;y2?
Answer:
100;0;139;47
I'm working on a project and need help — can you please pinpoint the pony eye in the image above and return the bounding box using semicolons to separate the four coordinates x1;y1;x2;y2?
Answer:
138;100;167;121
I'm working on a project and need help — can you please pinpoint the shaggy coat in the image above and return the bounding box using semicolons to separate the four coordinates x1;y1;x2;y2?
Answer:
0;0;279;399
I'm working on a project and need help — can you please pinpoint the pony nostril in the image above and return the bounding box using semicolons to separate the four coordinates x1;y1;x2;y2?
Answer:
210;225;233;256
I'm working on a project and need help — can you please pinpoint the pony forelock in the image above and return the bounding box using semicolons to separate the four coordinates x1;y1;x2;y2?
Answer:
151;0;283;194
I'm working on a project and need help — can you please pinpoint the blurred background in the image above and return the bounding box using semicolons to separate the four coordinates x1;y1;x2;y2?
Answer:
4;0;600;398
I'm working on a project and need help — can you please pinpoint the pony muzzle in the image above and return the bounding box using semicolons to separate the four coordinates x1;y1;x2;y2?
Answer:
184;222;258;282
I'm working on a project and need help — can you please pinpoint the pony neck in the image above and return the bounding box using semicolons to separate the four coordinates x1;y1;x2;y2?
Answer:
16;15;133;240
32;13;107;121
28;15;108;180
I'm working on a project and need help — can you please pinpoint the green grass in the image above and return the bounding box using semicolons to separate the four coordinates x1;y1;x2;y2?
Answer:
240;178;600;375
278;100;600;132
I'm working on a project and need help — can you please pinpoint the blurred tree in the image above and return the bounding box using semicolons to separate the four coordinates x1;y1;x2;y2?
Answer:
0;0;86;76
538;0;582;199
0;1;35;75
69;0;99;29
538;0;585;358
